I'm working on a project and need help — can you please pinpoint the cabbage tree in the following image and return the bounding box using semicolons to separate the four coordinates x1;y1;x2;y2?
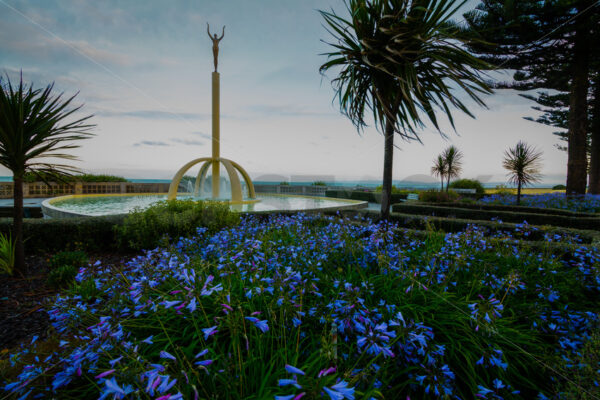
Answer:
442;145;463;192
0;75;94;273
319;0;491;218
431;154;447;191
503;141;543;205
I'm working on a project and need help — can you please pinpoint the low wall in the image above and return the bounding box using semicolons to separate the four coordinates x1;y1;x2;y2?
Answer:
0;182;172;198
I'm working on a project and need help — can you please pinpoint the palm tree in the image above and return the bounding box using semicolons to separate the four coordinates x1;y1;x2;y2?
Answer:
0;75;94;273
319;0;491;218
442;145;463;192
502;141;543;205
431;154;447;191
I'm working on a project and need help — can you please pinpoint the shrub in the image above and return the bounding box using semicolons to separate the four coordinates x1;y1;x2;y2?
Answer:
22;172;127;183
70;278;101;302
374;185;408;194
449;178;485;195
115;200;240;250
0;232;16;276
48;250;89;270
0;215;126;254
494;184;513;196
312;181;326;186
552;184;566;190
418;189;459;203
47;265;78;289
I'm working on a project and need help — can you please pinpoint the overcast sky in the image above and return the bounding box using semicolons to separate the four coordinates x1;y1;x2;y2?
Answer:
1;0;566;184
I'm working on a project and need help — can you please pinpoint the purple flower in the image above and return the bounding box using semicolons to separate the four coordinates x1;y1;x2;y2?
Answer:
94;369;115;379
202;326;218;340
160;351;177;361
284;365;305;375
142;335;154;345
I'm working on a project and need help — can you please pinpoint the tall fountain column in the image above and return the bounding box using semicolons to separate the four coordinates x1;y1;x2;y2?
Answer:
167;24;256;203
212;71;220;199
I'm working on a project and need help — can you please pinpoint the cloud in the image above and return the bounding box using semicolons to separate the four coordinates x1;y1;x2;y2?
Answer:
132;140;170;147
191;131;212;139
171;138;205;146
95;109;207;120
246;104;336;118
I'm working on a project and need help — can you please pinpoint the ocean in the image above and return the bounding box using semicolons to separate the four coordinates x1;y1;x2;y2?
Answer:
0;176;560;189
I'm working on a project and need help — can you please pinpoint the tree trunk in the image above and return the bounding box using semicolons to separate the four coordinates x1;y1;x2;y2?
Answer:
380;118;395;219
440;177;444;192
588;79;600;194
446;174;450;193
13;175;24;273
516;181;522;205
566;9;591;196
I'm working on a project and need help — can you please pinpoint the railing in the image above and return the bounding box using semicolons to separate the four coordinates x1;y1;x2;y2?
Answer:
254;185;328;197
0;182;172;198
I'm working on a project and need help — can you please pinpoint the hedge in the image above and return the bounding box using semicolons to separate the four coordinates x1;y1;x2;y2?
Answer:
327;209;600;245
0;215;126;254
416;201;597;218
391;203;600;231
325;190;408;203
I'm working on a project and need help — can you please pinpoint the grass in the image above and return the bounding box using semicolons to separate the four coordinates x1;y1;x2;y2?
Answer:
1;213;598;399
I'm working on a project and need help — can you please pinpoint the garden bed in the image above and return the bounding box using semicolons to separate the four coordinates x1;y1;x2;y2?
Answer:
2;214;599;399
416;201;598;217
391;203;600;231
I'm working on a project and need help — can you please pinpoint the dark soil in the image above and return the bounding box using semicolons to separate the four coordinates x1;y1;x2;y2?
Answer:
0;252;136;352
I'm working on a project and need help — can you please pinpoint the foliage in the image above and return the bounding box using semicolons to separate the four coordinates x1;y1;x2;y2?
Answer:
48;251;89;270
503;141;543;205
312;181;326;186
552;184;567;190
319;0;491;217
464;0;597;195
115;200;240;250
0;232;15;276
22;172;127;183
449;179;485;195
559;327;600;400
0;74;94;272
393;202;600;231
494;184;513;197
279;182;289;186
3;214;599;399
482;193;600;213
0;215;126;254
374;185;411;195
46;264;78;289
419;189;460;203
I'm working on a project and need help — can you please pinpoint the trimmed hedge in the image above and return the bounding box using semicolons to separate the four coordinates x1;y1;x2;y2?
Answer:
325;190;408;203
416;201;597;217
0;215;126;254
329;209;600;245
391;203;600;231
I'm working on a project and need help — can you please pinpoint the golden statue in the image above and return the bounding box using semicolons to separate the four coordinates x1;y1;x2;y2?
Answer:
207;23;225;72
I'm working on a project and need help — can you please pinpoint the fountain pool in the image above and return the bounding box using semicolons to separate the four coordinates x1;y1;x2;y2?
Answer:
41;193;367;218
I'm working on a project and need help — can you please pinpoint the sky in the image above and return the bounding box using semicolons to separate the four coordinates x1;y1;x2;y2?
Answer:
0;0;567;185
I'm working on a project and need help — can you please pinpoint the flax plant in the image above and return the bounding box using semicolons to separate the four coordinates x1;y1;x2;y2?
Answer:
0;75;94;272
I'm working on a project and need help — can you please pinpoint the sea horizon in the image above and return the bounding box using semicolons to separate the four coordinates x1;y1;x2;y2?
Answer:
0;176;565;189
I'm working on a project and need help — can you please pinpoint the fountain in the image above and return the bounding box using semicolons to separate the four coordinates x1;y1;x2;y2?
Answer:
41;25;367;218
167;24;257;205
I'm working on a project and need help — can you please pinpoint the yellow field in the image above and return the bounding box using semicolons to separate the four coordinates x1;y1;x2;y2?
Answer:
484;188;565;195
